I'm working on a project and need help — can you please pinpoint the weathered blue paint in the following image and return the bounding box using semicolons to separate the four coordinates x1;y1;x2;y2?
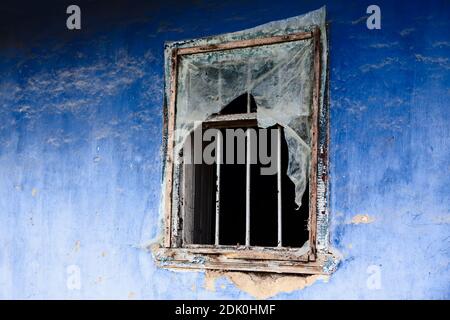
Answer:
0;0;448;299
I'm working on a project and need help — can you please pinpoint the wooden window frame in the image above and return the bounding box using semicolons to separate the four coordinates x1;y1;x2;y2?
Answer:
155;27;330;274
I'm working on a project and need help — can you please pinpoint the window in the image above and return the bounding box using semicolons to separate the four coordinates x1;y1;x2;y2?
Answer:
155;9;332;274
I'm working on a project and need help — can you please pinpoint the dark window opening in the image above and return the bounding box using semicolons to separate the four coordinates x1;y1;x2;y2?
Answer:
184;95;309;248
218;93;258;115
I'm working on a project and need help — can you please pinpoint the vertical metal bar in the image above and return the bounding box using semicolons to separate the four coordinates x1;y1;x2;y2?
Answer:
277;126;282;247
215;130;221;245
245;93;251;247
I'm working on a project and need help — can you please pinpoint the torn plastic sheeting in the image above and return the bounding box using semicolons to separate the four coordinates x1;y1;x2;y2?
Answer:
176;40;313;207
166;7;327;209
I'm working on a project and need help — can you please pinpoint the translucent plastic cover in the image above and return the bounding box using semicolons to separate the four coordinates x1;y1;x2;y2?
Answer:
165;6;327;209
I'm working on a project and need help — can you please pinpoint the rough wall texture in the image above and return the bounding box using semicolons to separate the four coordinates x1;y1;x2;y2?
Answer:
0;0;448;299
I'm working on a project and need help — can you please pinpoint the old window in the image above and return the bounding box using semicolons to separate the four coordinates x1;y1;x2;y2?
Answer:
155;7;334;274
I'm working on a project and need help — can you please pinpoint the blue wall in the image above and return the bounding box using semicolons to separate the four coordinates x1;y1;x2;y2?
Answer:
0;0;448;299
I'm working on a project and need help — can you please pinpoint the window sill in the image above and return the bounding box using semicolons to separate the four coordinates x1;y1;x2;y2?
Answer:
153;245;331;275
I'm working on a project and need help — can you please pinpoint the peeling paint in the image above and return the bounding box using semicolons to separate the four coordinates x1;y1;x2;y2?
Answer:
399;27;415;36
323;256;339;274
31;188;39;197
360;58;398;73
204;273;217;292
204;271;329;299
73;241;81;253
432;216;450;224
350;214;375;225
192;256;206;265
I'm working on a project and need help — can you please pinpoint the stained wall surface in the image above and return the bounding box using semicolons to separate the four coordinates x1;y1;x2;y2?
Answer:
0;0;448;299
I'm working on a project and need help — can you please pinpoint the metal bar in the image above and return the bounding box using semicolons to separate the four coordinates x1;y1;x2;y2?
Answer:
277;126;282;247
214;130;222;245
177;31;313;56
245;129;251;247
245;93;251;247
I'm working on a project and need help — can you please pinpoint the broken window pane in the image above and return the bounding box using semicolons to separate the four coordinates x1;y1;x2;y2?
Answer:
167;6;327;217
